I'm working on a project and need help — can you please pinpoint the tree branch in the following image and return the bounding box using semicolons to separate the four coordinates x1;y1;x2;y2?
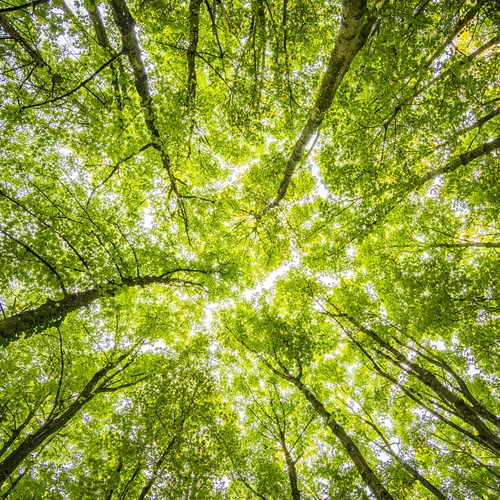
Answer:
20;52;123;110
0;0;47;14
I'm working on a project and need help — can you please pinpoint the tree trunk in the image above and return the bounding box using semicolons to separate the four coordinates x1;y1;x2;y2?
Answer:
421;137;500;184
280;438;301;500
0;354;129;486
291;379;394;500
268;0;373;209
343;314;500;455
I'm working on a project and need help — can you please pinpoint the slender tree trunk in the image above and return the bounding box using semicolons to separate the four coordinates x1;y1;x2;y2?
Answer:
342;314;500;454
137;435;178;500
0;354;129;486
365;419;447;499
437;241;500;249
268;0;373;209
85;0;126;110
108;0;192;232
0;13;49;68
352;338;500;457
280;439;301;500
421;137;500;184
238;338;394;500
187;0;203;102
290;378;394;500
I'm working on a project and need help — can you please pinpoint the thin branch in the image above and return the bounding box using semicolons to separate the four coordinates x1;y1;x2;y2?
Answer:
0;0;47;13
20;52;123;110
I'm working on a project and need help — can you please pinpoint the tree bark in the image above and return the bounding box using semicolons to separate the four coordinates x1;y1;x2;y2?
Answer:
108;0;187;222
137;435;178;500
281;438;301;500
85;0;126;110
0;271;205;344
267;0;373;209
0;353;130;486
421;137;500;184
365;419;447;499
341;313;500;455
352;338;500;457
187;0;203;102
237;337;393;500
291;378;394;500
437;241;500;249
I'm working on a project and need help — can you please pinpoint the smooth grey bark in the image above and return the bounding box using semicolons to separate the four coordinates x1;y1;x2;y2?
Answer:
338;312;500;456
108;0;185;216
291;378;394;500
187;0;203;102
352;337;500;457
437;241;500;248
0;13;49;68
280;434;301;500
137;435;178;500
85;0;127;110
364;418;447;499
243;342;394;500
421;137;500;183
268;0;373;209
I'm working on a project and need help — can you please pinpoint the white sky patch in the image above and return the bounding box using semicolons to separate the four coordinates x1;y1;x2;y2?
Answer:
380;305;387;319
211;155;255;191
205;306;214;330
310;157;329;200
59;147;72;156
317;274;339;288
242;243;301;300
346;246;356;257
242;262;291;300
430;340;446;351
139;339;166;353
377;450;392;463
64;0;77;11
142;205;154;229
467;364;481;377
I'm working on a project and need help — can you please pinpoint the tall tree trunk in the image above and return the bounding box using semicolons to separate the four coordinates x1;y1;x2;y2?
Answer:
280;439;301;500
108;0;184;210
364;418;447;499
340;313;500;455
0;353;130;486
267;0;373;209
421;137;500;184
290;378;393;500
249;344;395;500
187;0;203;102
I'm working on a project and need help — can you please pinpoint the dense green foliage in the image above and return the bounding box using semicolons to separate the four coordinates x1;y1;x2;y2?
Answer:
0;0;499;497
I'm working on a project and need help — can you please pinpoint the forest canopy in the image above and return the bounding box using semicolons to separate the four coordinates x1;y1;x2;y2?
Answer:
0;0;499;497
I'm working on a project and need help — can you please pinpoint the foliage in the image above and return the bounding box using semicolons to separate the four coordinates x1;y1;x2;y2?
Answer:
0;0;499;497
